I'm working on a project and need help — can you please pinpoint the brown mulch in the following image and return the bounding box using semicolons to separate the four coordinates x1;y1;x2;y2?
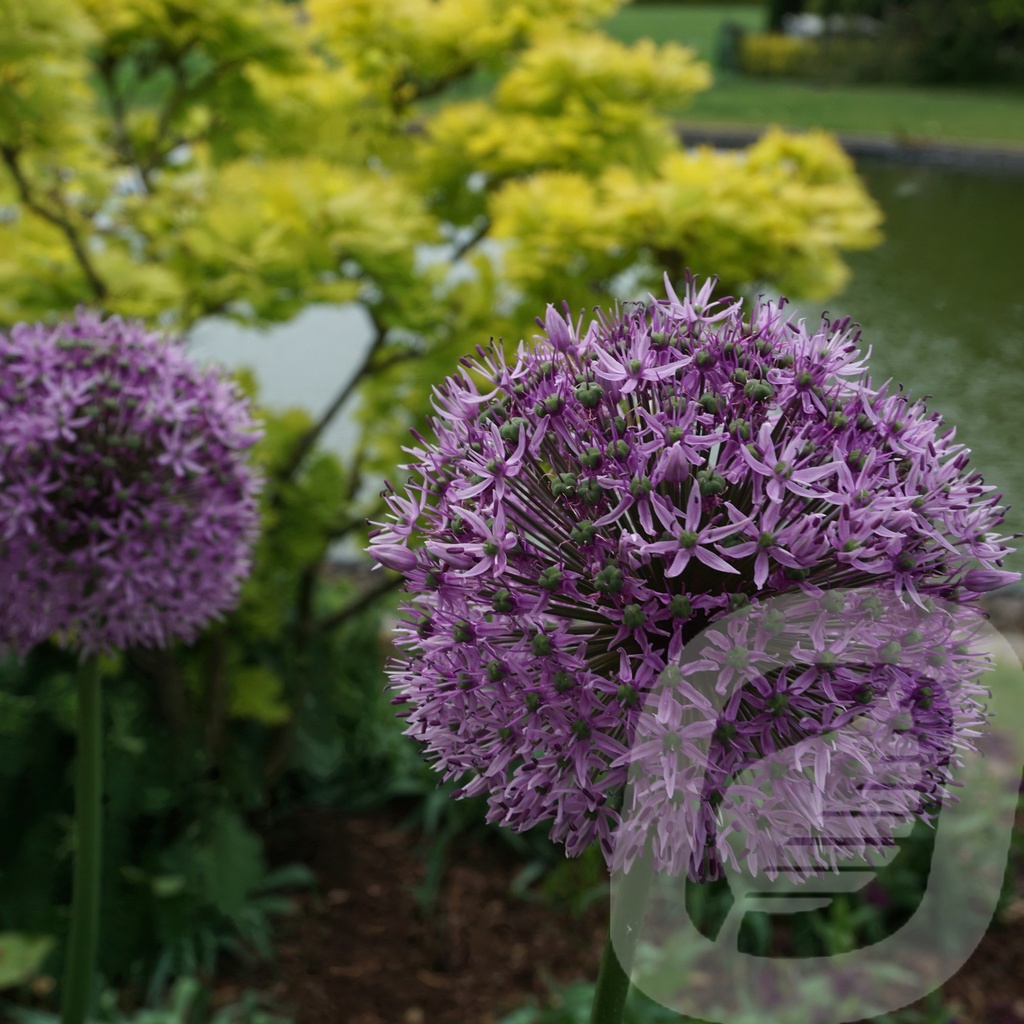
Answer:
223;804;607;1024
215;803;1024;1024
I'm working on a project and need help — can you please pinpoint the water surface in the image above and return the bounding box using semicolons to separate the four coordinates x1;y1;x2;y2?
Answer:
834;161;1024;573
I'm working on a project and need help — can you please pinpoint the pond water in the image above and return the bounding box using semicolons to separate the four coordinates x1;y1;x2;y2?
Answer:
834;161;1024;574
189;159;1024;573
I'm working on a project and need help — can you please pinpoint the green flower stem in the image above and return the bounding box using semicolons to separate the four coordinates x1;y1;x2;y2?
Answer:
589;853;655;1024
590;929;633;1024
62;657;103;1024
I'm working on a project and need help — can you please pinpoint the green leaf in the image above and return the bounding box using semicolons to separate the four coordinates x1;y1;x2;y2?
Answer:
193;809;267;921
0;692;35;736
228;665;291;726
0;933;55;991
151;875;188;899
259;863;316;891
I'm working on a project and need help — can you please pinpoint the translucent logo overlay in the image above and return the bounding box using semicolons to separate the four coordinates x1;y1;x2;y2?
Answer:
610;589;1024;1024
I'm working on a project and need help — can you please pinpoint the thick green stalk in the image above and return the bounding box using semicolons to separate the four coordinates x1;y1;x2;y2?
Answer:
589;853;655;1024
590;928;633;1024
62;657;103;1024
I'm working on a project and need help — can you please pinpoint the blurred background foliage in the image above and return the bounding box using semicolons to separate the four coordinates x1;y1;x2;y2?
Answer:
0;0;880;481
739;0;1024;84
15;0;1010;1017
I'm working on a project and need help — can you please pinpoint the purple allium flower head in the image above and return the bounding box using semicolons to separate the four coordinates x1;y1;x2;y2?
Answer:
614;588;991;881
0;310;263;657
370;276;1018;872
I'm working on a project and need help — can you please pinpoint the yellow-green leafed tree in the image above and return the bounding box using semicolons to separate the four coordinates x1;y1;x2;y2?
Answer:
0;0;882;511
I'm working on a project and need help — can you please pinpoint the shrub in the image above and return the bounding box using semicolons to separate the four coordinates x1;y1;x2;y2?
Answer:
809;0;1024;83
0;0;880;497
739;31;820;75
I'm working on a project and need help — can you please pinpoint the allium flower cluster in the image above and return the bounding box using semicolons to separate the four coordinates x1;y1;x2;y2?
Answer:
370;276;1018;872
615;589;991;881
0;310;263;656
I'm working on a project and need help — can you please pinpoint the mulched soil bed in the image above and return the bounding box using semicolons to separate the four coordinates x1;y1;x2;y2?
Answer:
215;802;1024;1024
222;803;606;1024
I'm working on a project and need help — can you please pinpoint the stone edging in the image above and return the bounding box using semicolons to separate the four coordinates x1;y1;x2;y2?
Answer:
676;122;1024;174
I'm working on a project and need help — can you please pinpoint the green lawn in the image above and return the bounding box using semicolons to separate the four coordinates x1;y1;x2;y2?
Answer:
602;3;1024;148
605;2;765;63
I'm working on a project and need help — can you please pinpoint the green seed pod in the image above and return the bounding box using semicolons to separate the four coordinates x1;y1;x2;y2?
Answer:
538;566;563;591
575;381;604;408
697;470;726;496
554;672;575;693
570;520;598;545
551;472;578;498
622;603;645;629
499;417;528;442
616;684;639;707
594;565;624;595
725;646;749;669
699;392;723;414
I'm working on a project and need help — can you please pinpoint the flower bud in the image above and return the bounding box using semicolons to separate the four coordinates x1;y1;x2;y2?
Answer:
962;568;1020;592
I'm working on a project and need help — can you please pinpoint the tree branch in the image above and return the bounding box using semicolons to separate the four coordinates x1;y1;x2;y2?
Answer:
277;308;390;486
452;218;490;261
314;572;402;636
275;208;487;489
394;62;479;112
144;52;250;174
145;53;192;175
325;515;365;542
95;55;153;192
325;492;387;542
0;146;108;301
294;560;321;653
367;344;422;376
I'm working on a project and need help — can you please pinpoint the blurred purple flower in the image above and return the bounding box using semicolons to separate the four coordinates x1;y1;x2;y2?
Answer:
0;310;263;656
370;275;1018;868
